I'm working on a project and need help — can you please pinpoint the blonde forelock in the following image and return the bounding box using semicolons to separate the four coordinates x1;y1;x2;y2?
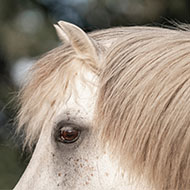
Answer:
17;43;98;149
17;26;148;149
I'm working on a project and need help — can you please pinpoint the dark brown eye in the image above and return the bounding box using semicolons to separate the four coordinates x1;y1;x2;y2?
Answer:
59;127;80;143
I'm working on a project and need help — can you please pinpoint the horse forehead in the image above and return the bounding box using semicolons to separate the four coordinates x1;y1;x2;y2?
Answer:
56;71;97;122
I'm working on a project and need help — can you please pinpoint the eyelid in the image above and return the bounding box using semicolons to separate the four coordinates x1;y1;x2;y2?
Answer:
56;121;85;131
55;118;90;131
54;120;89;141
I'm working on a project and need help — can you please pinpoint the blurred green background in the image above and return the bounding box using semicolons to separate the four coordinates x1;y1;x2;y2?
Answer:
0;0;190;189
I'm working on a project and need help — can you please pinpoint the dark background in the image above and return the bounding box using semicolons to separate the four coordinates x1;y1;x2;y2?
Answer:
0;0;190;189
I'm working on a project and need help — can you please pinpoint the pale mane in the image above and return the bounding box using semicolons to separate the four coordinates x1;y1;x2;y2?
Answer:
17;27;141;149
96;27;190;190
17;45;79;149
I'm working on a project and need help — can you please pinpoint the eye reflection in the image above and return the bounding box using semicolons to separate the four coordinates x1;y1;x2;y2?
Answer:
59;127;80;143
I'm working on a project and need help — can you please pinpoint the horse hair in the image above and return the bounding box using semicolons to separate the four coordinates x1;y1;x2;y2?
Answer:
17;25;190;190
95;26;190;190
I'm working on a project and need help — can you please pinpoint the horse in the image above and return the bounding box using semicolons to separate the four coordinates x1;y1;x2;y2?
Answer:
13;21;190;190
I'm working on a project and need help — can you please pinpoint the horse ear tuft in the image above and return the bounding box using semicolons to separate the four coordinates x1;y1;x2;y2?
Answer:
54;24;70;43
54;21;98;59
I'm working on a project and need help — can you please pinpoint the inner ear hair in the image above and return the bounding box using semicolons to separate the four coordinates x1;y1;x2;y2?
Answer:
54;21;98;59
54;24;70;44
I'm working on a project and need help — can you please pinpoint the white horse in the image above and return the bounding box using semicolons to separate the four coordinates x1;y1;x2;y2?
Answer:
14;21;190;190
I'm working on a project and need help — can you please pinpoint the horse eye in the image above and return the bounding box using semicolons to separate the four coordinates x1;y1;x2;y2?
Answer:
59;127;80;143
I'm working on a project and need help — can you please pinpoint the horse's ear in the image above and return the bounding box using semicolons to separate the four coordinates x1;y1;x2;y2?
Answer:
54;21;98;58
54;23;70;43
